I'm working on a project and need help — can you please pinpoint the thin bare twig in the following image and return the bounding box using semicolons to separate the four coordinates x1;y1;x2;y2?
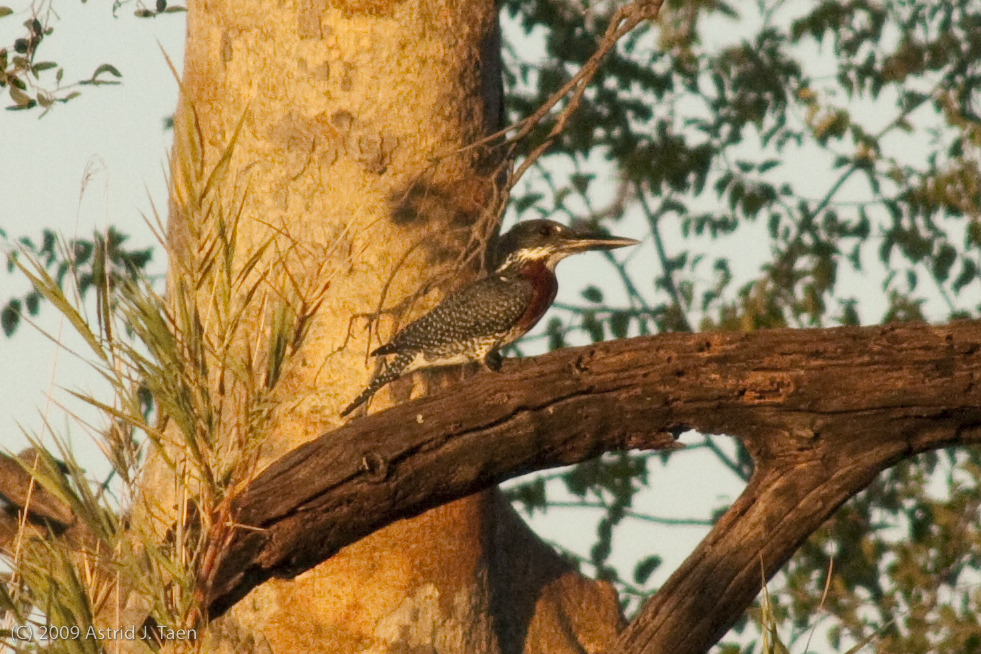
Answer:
508;1;665;186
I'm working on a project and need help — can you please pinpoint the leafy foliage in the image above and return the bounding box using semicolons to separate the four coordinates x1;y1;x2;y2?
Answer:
1;226;152;337
1;104;327;653
500;0;981;650
0;1;181;113
504;0;980;336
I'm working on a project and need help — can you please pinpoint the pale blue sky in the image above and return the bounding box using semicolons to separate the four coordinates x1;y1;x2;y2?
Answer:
2;1;181;454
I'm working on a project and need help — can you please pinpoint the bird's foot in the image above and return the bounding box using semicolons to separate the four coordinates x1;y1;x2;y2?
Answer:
482;351;503;372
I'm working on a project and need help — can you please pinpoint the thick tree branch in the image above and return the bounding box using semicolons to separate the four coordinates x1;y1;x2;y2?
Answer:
613;323;981;654
205;319;981;649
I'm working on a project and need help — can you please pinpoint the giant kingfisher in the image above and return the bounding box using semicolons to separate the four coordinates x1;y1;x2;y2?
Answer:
342;219;638;416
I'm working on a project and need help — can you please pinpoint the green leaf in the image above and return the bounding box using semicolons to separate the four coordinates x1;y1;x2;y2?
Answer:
610;311;630;339
2;299;21;336
514;194;542;213
932;244;956;283
953;260;976;293
582;311;604;342
25;290;40;315
633;555;662;584
8;84;31;106
570;173;592;194
92;63;122;79
546;316;565;351
839;299;860;326
505;478;547;514
0;6;13;18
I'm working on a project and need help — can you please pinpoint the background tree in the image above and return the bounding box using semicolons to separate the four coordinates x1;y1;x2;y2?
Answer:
3;1;981;654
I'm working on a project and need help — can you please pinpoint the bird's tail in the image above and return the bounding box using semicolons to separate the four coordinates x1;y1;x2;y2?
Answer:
340;352;414;417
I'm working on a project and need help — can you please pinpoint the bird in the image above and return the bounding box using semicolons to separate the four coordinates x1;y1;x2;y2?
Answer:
341;219;639;416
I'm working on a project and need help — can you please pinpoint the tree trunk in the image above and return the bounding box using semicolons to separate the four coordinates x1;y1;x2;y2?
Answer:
157;0;625;651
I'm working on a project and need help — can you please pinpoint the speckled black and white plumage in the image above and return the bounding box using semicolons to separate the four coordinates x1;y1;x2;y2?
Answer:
341;219;638;417
340;275;536;416
374;274;537;363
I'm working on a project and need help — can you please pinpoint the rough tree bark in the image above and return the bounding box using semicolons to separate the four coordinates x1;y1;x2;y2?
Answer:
149;0;627;651
6;320;978;653
191;319;979;653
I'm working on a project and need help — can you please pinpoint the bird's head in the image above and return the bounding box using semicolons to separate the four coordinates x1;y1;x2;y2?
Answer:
493;219;639;272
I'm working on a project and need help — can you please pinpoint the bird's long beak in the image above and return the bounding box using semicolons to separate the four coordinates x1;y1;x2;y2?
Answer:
559;229;640;254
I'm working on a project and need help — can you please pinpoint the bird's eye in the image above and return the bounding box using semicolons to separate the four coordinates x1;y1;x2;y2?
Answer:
539;223;555;237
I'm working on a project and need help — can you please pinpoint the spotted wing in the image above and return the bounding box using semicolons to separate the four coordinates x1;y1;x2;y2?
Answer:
374;275;535;355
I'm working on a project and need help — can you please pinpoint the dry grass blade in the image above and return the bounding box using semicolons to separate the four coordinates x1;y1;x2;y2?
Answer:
758;561;790;654
2;88;289;651
9;254;108;364
200;106;250;203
